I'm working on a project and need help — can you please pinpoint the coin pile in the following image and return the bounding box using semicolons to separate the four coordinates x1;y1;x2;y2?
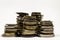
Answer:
31;12;42;36
22;16;37;37
40;21;54;37
2;12;54;37
2;24;17;37
15;12;29;37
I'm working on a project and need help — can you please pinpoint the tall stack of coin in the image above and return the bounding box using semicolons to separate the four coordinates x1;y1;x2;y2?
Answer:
22;16;37;37
16;12;29;37
2;24;17;37
40;21;54;37
31;12;42;36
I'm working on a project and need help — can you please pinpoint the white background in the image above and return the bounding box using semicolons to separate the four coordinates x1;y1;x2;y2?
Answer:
0;0;60;40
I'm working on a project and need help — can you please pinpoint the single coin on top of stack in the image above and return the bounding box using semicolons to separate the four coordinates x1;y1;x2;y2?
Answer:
31;12;43;21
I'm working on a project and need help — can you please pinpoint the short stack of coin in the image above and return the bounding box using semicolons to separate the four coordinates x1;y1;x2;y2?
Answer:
16;12;29;37
21;16;38;37
40;21;54;37
2;24;17;37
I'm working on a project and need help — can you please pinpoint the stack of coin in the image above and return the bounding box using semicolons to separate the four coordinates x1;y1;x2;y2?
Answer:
22;16;38;37
31;12;43;36
2;24;17;37
2;12;54;37
40;21;54;37
16;12;29;37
